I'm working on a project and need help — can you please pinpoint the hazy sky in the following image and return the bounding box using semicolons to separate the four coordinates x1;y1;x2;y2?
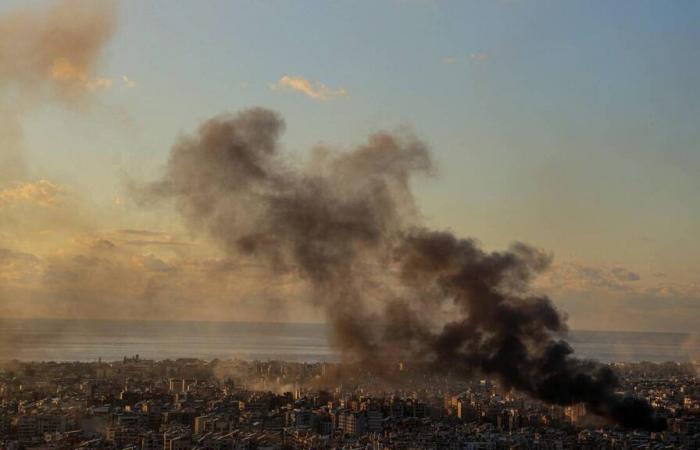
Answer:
0;0;698;331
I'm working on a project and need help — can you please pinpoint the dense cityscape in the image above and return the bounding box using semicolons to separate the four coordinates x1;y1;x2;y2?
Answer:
0;356;698;449
1;0;699;449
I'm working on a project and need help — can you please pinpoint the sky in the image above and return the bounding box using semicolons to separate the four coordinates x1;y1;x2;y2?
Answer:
0;0;698;332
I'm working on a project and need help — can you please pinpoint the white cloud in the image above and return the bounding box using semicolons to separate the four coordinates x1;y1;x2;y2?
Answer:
271;75;347;101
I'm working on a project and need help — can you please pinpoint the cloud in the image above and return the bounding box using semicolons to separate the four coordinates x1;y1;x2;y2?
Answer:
85;77;113;91
48;61;134;92
122;75;136;88
115;229;190;247
532;261;700;332
470;52;490;63
271;75;347;100
90;239;116;250
0;234;315;322
117;229;169;237
0;0;118;183
536;262;641;293
0;0;117;102
611;267;641;282
643;282;700;301
0;247;41;286
442;56;458;64
137;254;174;273
50;58;113;92
0;180;64;208
0;247;39;266
124;240;191;247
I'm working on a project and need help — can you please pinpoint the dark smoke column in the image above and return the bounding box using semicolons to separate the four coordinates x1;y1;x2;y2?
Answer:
397;230;666;431
138;107;666;431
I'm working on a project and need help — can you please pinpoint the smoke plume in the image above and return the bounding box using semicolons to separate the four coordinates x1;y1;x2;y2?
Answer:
140;107;665;431
0;0;117;182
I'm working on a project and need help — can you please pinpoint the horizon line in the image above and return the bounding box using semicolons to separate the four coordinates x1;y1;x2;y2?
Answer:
0;315;697;336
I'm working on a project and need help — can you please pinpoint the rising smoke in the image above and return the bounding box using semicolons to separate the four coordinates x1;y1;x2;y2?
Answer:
0;0;116;182
140;108;665;430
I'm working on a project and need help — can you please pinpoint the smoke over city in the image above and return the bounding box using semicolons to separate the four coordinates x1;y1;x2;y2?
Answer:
139;108;666;431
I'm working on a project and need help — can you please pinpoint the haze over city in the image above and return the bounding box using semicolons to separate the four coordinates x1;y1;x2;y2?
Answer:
1;1;700;449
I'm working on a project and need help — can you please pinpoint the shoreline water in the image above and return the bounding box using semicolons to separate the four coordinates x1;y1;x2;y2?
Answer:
0;318;698;363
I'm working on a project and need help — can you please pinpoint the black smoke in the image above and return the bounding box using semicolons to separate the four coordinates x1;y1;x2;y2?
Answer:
138;107;665;431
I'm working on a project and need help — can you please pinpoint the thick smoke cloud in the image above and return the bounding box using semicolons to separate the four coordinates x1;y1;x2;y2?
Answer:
141;108;665;431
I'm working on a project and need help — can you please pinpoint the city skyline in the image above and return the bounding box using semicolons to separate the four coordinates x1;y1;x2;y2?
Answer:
0;0;699;332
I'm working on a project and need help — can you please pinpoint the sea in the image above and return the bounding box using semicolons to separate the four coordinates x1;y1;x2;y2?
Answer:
0;318;698;364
